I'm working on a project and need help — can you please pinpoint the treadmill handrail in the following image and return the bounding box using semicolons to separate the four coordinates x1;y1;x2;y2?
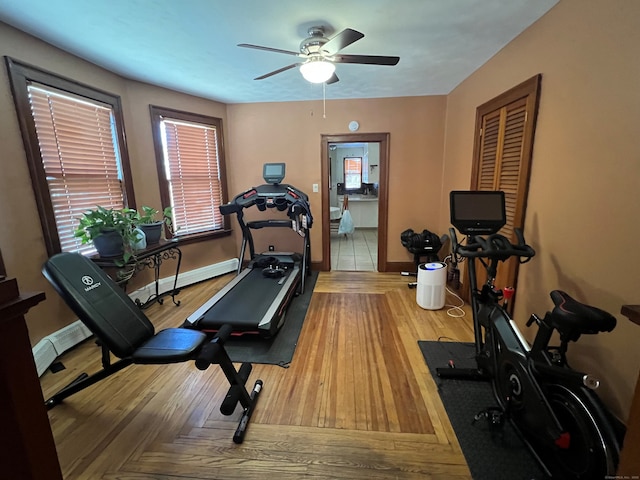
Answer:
220;183;312;222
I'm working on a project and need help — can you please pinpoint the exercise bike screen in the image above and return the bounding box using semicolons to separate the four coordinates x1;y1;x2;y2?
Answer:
450;191;506;234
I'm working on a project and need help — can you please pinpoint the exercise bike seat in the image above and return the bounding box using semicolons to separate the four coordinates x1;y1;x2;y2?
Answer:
549;290;616;341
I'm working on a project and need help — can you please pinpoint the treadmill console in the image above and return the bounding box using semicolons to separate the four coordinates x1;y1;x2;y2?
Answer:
263;163;286;184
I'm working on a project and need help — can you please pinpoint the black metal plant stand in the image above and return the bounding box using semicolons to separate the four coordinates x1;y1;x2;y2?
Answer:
91;239;182;309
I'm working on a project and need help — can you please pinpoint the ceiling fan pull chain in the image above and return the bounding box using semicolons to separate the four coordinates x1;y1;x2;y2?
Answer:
323;82;327;119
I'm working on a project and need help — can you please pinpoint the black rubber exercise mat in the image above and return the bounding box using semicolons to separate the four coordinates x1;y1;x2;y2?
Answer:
418;340;546;480
224;271;318;367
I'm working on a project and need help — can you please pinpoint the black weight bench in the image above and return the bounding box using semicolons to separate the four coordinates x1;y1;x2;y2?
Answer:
42;252;262;443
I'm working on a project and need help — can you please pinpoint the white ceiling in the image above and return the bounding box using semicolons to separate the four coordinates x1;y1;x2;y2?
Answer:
0;0;558;104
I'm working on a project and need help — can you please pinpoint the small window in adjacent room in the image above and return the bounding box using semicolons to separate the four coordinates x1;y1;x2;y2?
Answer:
5;57;135;257
344;157;362;190
149;106;229;242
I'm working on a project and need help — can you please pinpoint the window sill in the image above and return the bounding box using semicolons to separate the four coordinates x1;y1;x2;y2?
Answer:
170;229;232;246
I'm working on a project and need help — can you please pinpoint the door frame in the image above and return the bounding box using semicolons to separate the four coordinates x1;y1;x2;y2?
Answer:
320;132;390;271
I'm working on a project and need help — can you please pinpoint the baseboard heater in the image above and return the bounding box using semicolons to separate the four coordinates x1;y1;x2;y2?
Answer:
32;258;238;376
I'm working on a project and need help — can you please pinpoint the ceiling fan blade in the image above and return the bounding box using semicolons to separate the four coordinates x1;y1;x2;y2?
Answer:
322;28;364;54
254;63;300;80
333;54;400;66
326;73;340;85
238;43;302;57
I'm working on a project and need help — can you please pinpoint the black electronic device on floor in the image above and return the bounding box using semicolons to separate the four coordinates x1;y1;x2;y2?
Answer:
184;163;313;338
400;228;445;288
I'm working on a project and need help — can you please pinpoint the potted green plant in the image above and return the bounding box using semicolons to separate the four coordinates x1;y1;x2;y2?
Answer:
74;206;142;262
132;206;173;245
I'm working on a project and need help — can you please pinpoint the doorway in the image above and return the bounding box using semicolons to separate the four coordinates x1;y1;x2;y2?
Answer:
329;142;378;271
321;133;389;272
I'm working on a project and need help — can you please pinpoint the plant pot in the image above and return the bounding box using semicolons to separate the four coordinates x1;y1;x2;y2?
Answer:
139;222;163;245
93;229;124;258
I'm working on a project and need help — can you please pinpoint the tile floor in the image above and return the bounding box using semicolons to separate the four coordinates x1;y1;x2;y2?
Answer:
331;227;378;271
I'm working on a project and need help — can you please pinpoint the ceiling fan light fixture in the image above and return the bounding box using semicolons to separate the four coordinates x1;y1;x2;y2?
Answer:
300;59;335;83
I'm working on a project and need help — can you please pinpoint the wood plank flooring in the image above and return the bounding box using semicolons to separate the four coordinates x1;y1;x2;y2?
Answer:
40;271;476;479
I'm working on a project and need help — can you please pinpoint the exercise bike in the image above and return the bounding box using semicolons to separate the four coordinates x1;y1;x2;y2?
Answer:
437;190;623;479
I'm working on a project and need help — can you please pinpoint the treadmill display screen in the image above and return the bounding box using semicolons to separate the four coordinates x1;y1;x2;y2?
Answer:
263;163;286;184
450;190;506;235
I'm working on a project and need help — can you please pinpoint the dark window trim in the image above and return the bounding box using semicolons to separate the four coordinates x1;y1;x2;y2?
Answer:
4;56;136;256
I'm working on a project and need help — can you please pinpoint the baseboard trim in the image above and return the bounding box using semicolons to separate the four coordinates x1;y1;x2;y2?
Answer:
32;338;58;377
33;257;239;376
127;258;238;305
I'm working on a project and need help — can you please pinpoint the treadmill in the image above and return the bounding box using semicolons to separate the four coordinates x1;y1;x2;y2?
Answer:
184;163;313;337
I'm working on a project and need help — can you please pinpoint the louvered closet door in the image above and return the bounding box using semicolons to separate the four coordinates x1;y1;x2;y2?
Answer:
471;75;541;309
477;97;528;239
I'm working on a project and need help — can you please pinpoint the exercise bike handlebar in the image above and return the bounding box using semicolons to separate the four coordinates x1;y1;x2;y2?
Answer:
449;227;535;262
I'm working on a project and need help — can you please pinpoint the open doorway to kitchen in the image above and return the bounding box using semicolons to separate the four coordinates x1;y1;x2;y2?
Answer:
321;133;389;271
329;143;378;271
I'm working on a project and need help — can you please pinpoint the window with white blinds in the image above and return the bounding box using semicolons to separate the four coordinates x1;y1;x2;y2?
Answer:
150;106;228;240
5;57;135;257
28;85;126;255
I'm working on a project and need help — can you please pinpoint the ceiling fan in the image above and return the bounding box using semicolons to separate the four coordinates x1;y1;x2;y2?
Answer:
238;26;400;84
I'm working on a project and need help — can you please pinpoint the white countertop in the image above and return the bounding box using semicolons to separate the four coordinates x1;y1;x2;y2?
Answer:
340;196;379;202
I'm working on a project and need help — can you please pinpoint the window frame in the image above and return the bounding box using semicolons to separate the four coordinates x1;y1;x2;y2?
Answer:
149;105;230;244
5;56;136;257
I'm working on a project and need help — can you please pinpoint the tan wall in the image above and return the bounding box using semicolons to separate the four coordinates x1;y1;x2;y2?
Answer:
441;0;640;420
0;22;237;344
226;96;447;262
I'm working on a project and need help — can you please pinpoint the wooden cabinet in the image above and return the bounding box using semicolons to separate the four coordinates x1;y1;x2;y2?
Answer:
0;246;62;479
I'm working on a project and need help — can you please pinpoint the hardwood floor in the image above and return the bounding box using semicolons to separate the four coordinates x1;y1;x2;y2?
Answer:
40;271;476;479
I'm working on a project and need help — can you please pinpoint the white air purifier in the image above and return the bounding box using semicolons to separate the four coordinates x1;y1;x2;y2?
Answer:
416;262;447;310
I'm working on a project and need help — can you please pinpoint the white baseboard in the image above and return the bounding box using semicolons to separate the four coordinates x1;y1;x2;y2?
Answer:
49;320;92;353
33;258;238;376
128;258;237;305
32;320;92;376
33;338;58;377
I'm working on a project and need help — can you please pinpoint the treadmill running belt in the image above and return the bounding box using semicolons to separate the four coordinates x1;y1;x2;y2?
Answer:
199;267;296;329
